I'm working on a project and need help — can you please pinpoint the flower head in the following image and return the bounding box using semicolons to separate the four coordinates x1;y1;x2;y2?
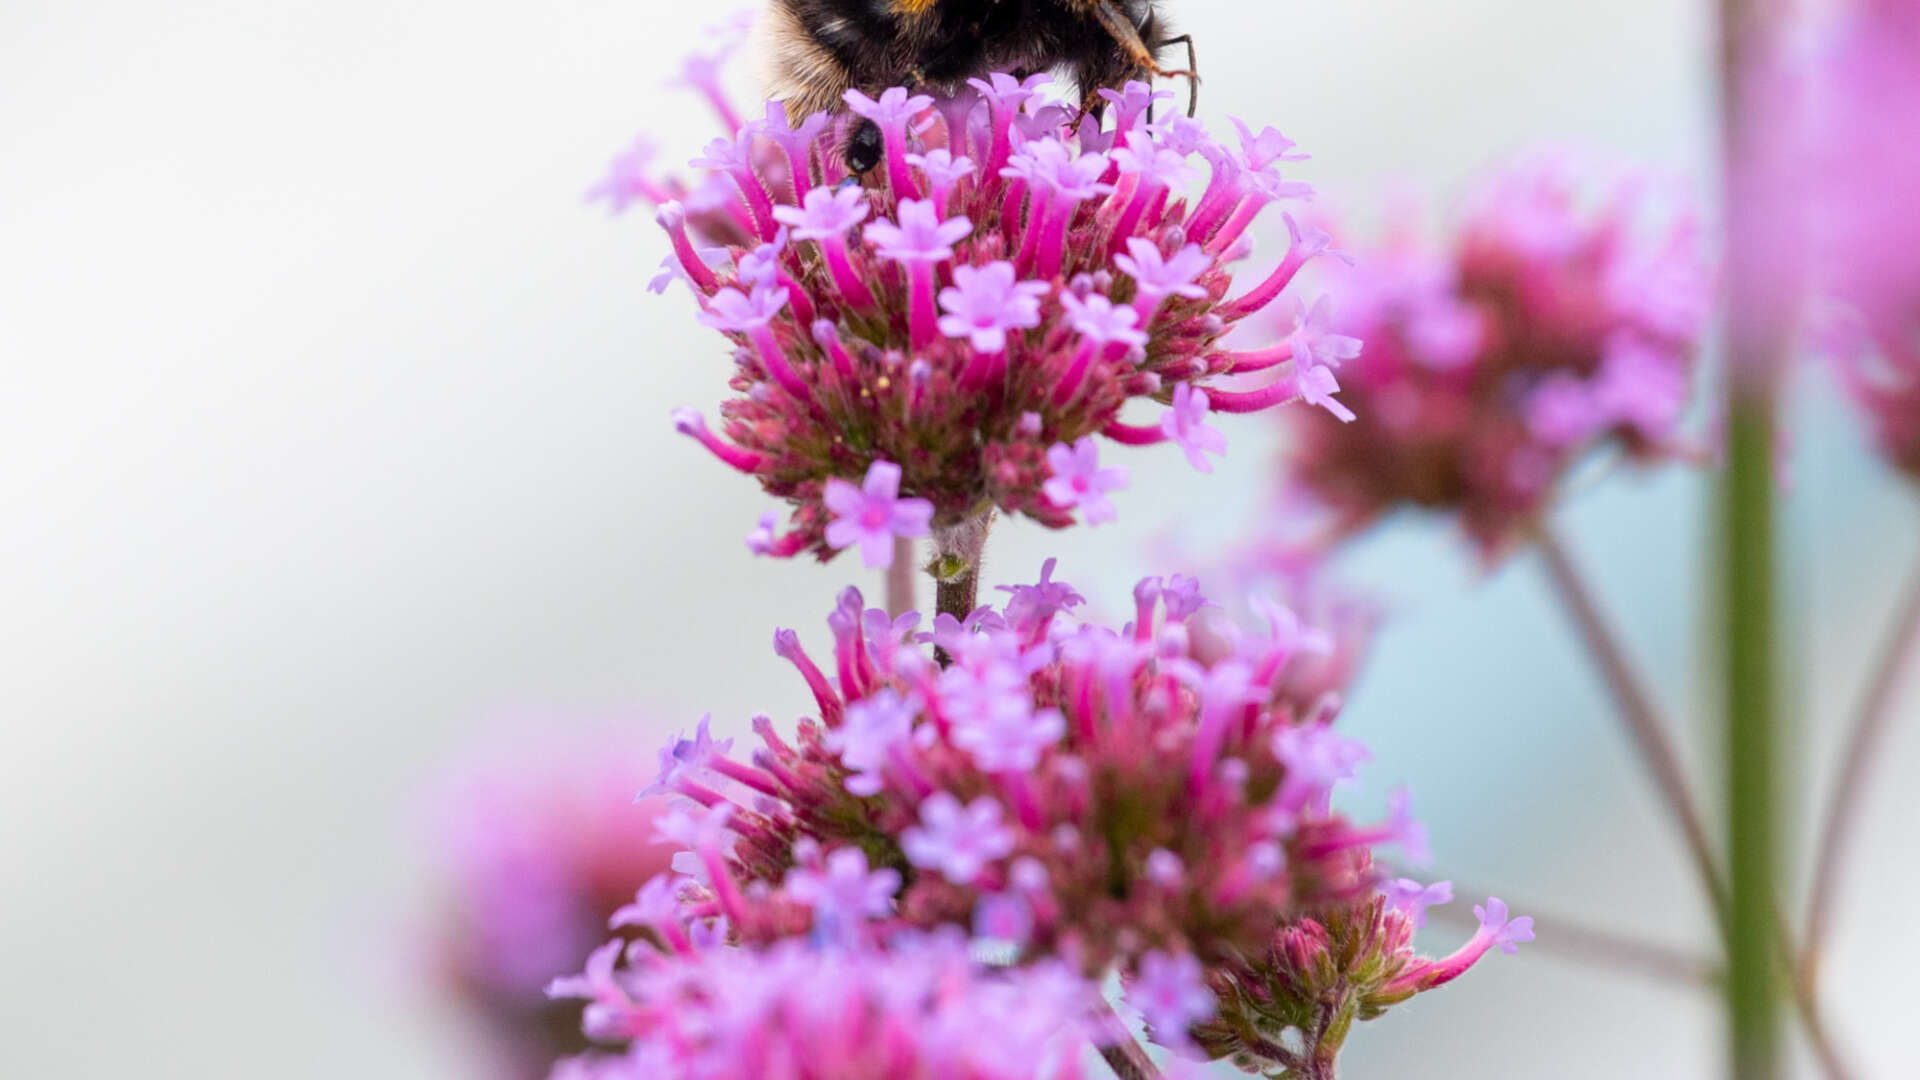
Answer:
1811;0;1920;481
1275;151;1711;560
584;564;1510;1075
549;933;1096;1080
611;61;1334;565
422;730;678;1076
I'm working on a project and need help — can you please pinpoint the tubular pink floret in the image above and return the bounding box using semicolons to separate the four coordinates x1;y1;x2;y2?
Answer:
656;202;720;293
774;628;842;722
731;165;777;241
672;407;767;472
813;320;857;381
1206;378;1304;414
1205;194;1272;257
770;268;815;327
908;263;939;349
1034;198;1074;279
1218;214;1326;320
1102;419;1170;445
822;234;876;309
1185;149;1244;241
1215;342;1295;373
745;325;813;402
1384;897;1534;994
1050;342;1098;407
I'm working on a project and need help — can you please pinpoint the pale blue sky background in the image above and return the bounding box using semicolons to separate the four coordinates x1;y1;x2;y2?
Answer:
2;1;1915;1077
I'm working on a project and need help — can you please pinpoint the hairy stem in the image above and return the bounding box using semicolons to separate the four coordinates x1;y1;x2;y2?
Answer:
1096;1040;1162;1080
885;536;917;617
1090;996;1163;1080
932;513;993;625
1534;524;1730;921
1803;543;1920;980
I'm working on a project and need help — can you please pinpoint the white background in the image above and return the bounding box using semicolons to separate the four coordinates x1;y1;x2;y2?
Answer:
3;1;1916;1076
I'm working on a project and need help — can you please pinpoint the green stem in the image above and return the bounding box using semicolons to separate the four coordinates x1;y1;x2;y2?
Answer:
1718;0;1792;1072
1722;400;1781;1080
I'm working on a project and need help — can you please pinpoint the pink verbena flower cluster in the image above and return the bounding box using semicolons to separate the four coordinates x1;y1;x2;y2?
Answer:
1812;0;1920;481
549;929;1093;1080
424;734;677;1079
552;561;1525;1073
1278;154;1711;559
599;56;1348;567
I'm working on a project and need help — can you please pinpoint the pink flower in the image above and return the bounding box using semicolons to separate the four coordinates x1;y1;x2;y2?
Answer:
843;86;934;130
864;199;973;264
823;461;935;568
1042;438;1129;524
782;847;901;926
1126;950;1215;1051
1383;878;1454;929
902;792;1017;885
1285;296;1364;373
771;184;869;239
825;687;918;796
697;282;787;332
938;262;1050;353
1161;384;1228;472
583;136;662;215
1116;238;1212;306
1060;290;1148;348
1381;896;1536;996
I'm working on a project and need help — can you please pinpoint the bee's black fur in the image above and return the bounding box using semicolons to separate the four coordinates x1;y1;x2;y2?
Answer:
765;0;1184;173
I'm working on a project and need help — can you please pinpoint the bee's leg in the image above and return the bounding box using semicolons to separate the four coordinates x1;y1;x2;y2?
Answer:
1156;34;1199;117
1085;3;1200;112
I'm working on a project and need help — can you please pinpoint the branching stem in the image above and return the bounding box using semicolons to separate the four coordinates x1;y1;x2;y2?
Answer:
1803;542;1920;980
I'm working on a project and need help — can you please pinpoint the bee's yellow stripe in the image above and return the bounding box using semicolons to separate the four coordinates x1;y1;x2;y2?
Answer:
888;0;938;12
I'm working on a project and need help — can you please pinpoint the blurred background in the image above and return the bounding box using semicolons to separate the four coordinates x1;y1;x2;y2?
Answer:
3;0;1915;1076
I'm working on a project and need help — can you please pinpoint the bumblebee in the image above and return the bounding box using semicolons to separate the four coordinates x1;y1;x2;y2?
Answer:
754;0;1196;173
